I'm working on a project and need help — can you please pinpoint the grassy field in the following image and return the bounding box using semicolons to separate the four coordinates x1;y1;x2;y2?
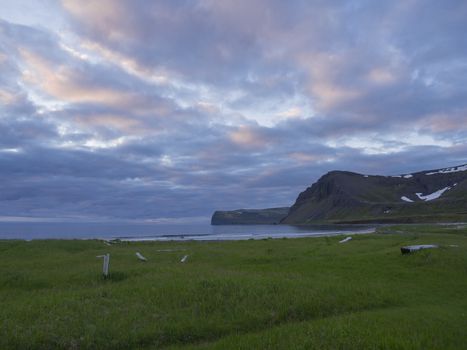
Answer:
1;224;466;349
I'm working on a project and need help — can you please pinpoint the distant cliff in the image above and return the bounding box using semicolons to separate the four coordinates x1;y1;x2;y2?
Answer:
212;164;467;225
211;207;289;225
281;164;467;224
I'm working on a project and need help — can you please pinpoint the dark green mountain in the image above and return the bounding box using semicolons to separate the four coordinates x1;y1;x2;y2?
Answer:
211;207;289;225
281;164;467;224
211;164;467;225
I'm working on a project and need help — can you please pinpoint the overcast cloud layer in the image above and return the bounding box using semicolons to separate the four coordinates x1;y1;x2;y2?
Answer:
0;0;466;221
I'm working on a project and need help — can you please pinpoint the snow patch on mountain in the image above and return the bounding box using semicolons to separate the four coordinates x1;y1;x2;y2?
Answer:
391;174;413;178
426;165;467;175
416;187;451;201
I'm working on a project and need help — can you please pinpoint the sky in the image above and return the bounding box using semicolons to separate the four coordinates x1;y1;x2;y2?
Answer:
0;0;466;222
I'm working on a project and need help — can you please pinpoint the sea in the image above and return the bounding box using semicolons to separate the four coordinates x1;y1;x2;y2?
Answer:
0;221;376;241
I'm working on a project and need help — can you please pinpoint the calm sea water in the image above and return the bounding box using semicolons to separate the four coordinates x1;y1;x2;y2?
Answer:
0;222;375;241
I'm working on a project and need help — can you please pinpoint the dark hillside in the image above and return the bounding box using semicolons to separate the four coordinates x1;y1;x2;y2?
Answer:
281;165;467;224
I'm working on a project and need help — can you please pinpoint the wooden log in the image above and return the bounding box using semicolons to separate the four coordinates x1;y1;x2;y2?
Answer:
136;252;147;261
400;244;438;254
156;249;187;252
339;237;352;243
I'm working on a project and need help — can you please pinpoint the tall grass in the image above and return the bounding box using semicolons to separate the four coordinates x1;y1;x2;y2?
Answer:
0;225;466;349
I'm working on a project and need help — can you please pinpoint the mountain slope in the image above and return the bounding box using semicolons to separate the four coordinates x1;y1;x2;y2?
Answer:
281;164;467;224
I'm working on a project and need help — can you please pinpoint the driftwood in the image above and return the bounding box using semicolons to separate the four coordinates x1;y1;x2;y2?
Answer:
96;254;110;277
339;237;352;243
136;252;147;261
400;244;438;254
156;249;187;252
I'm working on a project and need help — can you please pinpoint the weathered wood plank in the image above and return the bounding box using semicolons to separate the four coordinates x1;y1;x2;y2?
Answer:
400;244;438;254
339;237;352;243
136;252;147;261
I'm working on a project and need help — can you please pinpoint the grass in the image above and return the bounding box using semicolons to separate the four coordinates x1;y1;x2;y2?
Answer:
0;224;466;349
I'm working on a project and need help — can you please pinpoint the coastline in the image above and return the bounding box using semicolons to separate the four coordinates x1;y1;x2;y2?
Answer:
115;227;376;242
0;221;376;241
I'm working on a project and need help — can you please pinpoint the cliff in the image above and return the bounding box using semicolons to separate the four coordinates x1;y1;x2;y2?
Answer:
211;164;467;225
281;165;467;224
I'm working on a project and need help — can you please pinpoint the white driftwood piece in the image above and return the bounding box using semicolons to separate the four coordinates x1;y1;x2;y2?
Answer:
156;249;187;252
400;244;438;254
96;253;110;277
136;252;147;261
339;237;352;243
180;255;189;263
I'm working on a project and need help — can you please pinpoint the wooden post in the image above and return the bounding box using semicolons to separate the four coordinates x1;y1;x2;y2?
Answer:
103;254;110;277
97;254;110;278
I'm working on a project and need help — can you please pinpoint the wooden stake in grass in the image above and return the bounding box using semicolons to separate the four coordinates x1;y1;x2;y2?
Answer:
96;254;110;278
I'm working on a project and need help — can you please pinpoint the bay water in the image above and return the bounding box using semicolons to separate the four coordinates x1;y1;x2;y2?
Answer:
0;221;375;241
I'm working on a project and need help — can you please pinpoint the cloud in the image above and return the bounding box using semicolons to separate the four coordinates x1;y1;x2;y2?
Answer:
0;1;466;220
229;125;275;149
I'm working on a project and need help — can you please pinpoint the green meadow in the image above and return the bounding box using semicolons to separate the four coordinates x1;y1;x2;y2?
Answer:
1;224;466;349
